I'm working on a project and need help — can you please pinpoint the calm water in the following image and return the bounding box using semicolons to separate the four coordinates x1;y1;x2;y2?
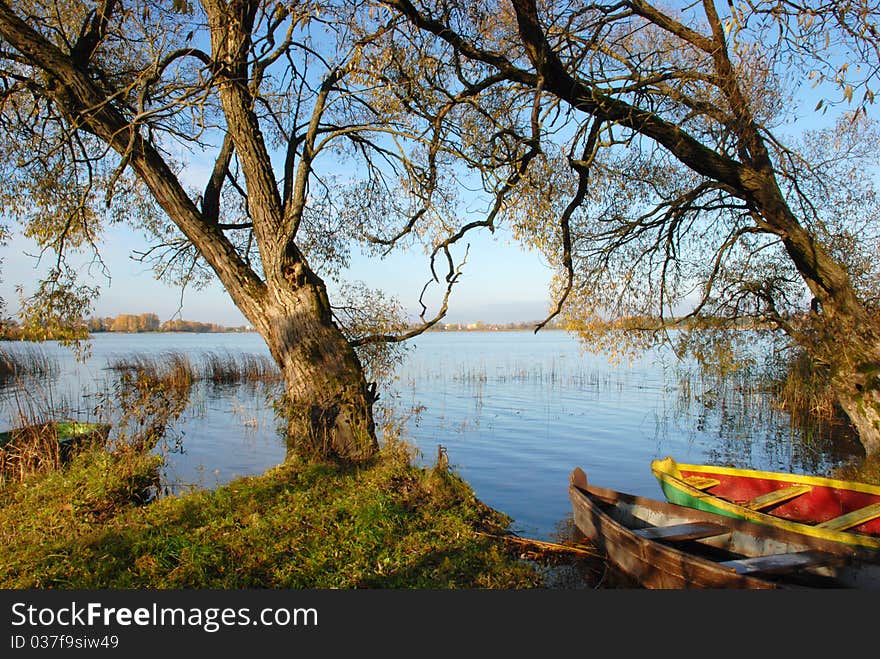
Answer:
0;330;863;541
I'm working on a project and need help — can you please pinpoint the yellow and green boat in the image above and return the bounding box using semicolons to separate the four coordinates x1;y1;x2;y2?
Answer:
651;457;880;551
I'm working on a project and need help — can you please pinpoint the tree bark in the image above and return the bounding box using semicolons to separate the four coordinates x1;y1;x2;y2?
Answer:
750;176;880;456
810;316;880;457
835;379;880;457
197;0;379;461
251;265;378;462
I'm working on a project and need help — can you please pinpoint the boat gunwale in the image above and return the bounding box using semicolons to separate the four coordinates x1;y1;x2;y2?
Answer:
659;458;880;496
651;458;880;550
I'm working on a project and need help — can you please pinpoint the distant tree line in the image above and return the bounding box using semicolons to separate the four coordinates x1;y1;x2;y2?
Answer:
424;315;774;333
87;314;250;333
427;319;566;332
0;313;252;338
0;310;783;339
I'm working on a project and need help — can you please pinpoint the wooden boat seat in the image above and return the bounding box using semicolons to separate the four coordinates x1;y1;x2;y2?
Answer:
633;521;730;542
683;476;720;490
719;549;844;576
745;484;812;511
815;502;880;531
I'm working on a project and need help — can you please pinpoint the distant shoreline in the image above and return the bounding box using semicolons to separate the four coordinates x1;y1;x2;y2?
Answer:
2;313;772;342
80;326;568;336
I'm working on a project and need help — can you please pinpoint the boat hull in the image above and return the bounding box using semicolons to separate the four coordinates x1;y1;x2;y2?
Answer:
569;467;880;589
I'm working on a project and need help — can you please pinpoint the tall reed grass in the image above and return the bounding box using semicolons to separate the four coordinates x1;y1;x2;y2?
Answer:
0;422;63;486
107;350;281;388
670;350;861;471
0;349;281;487
108;352;194;390
444;361;617;388
102;368;191;455
766;349;839;423
0;345;59;382
202;350;280;383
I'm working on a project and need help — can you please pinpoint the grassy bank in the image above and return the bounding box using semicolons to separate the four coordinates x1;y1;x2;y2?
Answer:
0;438;545;589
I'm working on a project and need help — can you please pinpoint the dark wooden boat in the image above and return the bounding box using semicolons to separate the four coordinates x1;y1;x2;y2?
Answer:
568;467;880;589
651;457;880;551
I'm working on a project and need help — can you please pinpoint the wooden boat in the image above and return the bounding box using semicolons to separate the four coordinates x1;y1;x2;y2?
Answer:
568;467;880;588
0;420;111;460
651;457;880;551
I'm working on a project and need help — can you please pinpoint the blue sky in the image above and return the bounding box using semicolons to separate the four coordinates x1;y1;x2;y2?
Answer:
0;220;554;327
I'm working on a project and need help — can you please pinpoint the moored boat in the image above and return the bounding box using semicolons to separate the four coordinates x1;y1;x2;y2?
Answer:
651;457;880;551
568;467;880;588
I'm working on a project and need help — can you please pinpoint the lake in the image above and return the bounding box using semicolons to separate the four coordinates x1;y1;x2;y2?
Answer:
0;330;863;541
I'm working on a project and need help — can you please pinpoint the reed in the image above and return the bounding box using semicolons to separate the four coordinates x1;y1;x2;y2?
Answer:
766;349;839;423
447;361;610;388
107;352;194;391
0;422;62;486
106;369;191;454
669;351;861;471
0;345;59;382
202;350;281;384
108;350;281;388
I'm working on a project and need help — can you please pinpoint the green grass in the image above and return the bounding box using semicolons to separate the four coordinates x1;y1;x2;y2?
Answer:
0;440;543;589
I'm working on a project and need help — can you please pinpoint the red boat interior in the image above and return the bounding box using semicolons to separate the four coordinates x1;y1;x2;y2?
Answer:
678;469;880;536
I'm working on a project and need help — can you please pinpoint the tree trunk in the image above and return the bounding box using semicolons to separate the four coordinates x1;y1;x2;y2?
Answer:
755;188;880;457
252;268;378;463
194;2;379;462
835;379;880;457
824;328;880;457
0;1;379;463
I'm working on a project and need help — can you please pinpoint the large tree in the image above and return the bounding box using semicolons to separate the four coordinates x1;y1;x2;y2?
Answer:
376;0;880;455
0;0;478;461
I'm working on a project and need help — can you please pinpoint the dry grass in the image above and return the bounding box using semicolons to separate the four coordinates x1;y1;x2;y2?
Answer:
0;416;110;487
0;423;63;486
768;350;839;423
108;350;281;389
202;350;280;384
0;345;59;382
107;353;194;390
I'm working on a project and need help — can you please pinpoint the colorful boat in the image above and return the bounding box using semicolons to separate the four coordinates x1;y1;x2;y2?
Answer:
568;467;880;588
651;457;880;551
